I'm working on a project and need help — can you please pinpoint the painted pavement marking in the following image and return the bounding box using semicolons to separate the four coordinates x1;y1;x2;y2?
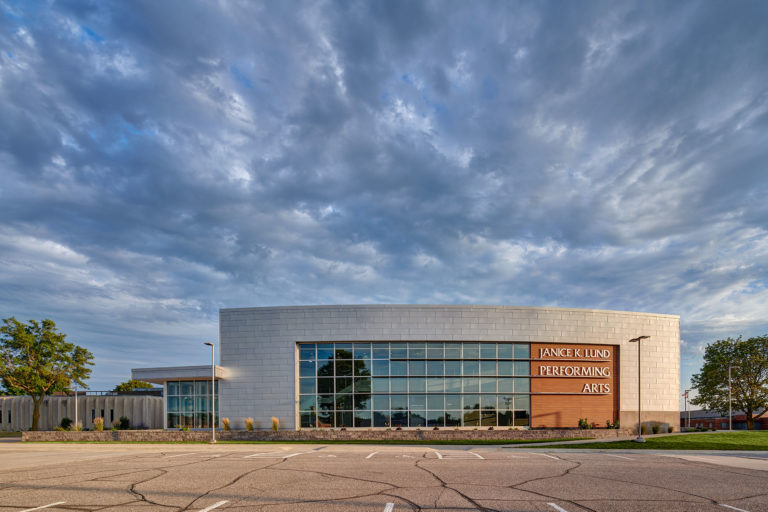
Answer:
529;452;560;460
244;452;308;459
196;501;229;512
720;505;750;512
434;451;484;460
167;452;198;458
18;503;66;512
383;503;395;512
366;451;379;459
547;503;570;512
602;453;634;460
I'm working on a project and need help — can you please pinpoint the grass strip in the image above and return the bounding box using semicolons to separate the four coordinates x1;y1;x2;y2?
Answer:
552;431;768;450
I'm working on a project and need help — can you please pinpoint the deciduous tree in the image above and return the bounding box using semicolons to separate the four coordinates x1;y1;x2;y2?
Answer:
691;335;768;430
112;379;155;392
0;317;94;430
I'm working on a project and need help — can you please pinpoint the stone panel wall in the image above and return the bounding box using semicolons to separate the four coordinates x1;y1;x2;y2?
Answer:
219;305;680;430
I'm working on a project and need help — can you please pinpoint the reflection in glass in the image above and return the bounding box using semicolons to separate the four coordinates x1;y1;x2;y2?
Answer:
317;344;334;361
295;342;532;428
514;344;530;359
299;345;316;360
427;394;444;410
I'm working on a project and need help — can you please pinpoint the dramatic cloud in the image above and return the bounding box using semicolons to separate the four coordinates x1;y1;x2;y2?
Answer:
1;0;766;393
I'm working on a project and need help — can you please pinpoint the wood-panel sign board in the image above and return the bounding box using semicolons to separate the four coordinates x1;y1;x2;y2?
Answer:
530;343;618;428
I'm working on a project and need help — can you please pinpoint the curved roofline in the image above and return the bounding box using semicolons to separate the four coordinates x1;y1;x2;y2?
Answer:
220;304;679;319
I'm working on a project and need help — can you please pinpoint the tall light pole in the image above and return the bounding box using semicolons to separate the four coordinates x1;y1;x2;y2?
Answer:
684;389;691;429
74;381;78;430
729;364;739;431
629;336;650;442
203;342;216;443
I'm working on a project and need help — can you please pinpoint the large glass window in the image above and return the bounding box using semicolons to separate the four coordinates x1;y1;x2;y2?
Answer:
166;380;219;429
297;342;531;428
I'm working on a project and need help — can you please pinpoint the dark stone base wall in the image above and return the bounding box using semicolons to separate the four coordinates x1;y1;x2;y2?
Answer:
23;428;631;442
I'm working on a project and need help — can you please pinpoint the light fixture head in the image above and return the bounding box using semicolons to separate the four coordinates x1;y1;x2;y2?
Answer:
203;342;214;347
628;335;650;343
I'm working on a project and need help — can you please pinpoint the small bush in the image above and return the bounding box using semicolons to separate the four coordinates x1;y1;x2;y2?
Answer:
54;426;66;431
578;418;591;429
271;416;279;431
60;417;73;430
74;421;83;431
652;423;660;434
180;425;190;432
117;416;130;430
640;424;647;435
668;425;674;433
93;417;104;431
222;417;231;431
244;417;254;431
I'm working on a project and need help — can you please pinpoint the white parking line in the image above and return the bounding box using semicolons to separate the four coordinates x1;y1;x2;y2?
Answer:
434;451;484;460
720;504;750;512
383;503;395;512
529;452;560;460
603;454;634;460
366;451;379;459
244;452;308;459
547;503;570;512
167;452;197;458
18;503;66;512
197;501;228;512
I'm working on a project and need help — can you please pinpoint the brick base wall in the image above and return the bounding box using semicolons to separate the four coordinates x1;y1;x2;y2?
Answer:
22;428;631;442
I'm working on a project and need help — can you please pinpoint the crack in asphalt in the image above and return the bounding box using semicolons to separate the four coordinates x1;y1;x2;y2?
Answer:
498;454;598;512
414;458;490;511
3;449;768;511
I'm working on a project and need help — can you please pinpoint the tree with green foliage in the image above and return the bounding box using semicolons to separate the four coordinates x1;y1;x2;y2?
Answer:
0;317;94;430
112;379;155;392
691;335;768;430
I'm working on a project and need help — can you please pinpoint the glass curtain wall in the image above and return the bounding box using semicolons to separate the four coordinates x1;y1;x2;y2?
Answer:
298;342;531;428
166;380;220;429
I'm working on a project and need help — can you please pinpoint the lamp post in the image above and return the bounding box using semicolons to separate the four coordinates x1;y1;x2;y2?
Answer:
684;389;691;429
729;364;739;431
629;336;650;442
74;381;78;430
203;342;216;443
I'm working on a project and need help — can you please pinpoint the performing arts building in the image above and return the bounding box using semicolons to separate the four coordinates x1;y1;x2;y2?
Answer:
132;305;680;431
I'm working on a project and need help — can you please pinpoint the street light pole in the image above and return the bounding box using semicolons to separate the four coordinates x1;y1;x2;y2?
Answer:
729;365;739;431
629;336;650;442
203;342;216;443
74;381;78;430
684;389;691;429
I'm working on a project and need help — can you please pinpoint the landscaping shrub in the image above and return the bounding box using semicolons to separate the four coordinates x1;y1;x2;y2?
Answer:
652;423;660;434
271;416;279;431
73;421;83;431
222;417;231;431
668;425;674;433
641;424;647;435
117;416;130;430
60;417;73;430
93;417;104;431
245;417;254;431
578;418;591;429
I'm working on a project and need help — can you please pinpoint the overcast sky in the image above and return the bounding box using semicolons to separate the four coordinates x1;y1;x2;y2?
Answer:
1;1;766;399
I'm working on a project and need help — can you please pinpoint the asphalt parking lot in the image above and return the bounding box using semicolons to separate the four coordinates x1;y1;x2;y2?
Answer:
1;443;767;512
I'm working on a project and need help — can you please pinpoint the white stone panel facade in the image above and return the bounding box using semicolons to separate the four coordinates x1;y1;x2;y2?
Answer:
219;305;680;430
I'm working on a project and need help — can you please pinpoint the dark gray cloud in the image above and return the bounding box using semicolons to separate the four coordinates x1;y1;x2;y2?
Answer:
1;0;766;393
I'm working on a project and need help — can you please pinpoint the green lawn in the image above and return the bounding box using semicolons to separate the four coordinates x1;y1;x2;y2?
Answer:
553;431;768;450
